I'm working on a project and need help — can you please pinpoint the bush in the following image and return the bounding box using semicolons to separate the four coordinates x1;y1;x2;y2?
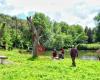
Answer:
77;43;100;50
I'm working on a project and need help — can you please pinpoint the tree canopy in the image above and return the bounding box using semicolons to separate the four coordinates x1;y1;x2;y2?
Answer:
0;12;99;51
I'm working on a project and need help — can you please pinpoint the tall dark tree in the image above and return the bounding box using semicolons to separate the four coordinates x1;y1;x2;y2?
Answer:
84;26;88;34
92;27;96;42
87;28;93;43
94;13;100;42
96;23;100;42
84;26;93;43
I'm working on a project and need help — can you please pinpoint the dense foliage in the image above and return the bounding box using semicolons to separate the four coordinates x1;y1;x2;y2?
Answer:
94;13;100;42
0;12;100;50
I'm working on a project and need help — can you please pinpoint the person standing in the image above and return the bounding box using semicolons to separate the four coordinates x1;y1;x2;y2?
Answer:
70;45;78;67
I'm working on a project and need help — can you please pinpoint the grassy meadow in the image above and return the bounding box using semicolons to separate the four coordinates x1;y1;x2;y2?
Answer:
0;49;100;80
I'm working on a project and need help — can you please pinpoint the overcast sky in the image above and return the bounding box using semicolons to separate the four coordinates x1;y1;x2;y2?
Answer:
0;0;100;28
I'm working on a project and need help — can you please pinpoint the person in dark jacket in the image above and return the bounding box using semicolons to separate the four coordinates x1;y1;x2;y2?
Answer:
52;48;57;59
70;45;78;67
61;48;64;59
58;48;64;59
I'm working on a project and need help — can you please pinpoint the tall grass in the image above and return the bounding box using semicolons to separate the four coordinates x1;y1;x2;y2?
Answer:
0;49;100;80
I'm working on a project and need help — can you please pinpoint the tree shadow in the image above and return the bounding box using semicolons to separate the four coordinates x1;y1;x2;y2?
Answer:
27;56;38;61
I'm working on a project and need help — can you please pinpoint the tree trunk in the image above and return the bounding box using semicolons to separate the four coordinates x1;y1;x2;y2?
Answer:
27;16;39;57
32;37;38;57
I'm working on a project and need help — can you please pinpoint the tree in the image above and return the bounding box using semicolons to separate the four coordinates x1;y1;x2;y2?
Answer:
92;27;96;42
94;13;100;42
59;22;69;34
27;12;51;57
84;26;88;34
0;23;12;50
84;26;93;43
27;16;40;57
87;28;93;43
11;16;18;47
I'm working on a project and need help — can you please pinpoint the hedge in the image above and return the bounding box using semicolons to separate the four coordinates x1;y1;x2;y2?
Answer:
77;43;100;50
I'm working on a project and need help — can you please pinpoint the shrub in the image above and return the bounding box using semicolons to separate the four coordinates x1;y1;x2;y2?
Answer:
77;43;100;50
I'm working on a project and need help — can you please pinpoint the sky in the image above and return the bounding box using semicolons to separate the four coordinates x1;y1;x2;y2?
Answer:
0;0;100;28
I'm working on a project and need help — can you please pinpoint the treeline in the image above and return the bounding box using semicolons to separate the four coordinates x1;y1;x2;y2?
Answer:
0;12;100;50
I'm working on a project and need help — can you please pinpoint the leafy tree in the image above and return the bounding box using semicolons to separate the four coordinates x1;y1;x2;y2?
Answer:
92;27;96;42
84;26;88;34
59;22;69;34
87;28;93;43
0;23;12;50
94;13;100;42
27;12;52;57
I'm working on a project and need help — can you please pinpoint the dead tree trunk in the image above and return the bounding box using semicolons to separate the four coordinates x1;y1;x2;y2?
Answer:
27;16;40;57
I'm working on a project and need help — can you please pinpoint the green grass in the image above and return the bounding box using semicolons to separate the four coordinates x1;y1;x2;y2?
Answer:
0;49;100;80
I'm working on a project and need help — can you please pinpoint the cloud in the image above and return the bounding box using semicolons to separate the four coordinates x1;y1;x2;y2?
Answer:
0;0;100;28
0;0;14;14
